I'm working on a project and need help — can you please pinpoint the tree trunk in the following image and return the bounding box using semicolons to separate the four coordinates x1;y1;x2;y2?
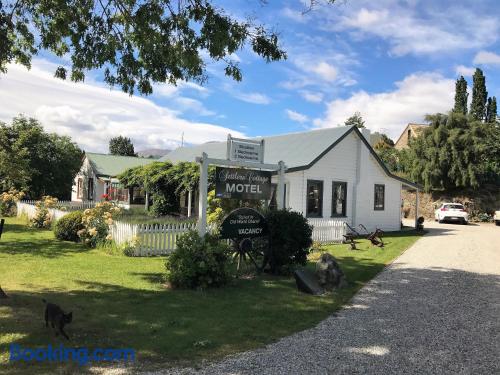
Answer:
0;285;8;299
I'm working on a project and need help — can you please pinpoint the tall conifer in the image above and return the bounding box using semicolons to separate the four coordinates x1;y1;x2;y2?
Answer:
470;68;488;121
453;76;468;115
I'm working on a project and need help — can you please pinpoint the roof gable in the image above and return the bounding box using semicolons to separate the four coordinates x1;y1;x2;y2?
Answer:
86;153;155;177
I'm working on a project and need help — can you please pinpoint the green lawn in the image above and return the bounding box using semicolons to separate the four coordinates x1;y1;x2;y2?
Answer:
0;217;423;373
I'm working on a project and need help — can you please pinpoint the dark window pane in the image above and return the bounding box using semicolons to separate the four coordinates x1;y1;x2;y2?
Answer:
374;184;385;210
307;180;323;217
332;181;347;217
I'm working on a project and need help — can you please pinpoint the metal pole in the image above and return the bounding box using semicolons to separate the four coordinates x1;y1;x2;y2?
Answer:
277;161;285;210
187;190;192;218
415;188;419;229
197;153;208;236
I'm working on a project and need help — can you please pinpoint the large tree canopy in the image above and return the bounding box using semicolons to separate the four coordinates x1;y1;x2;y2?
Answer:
0;0;330;95
109;135;136;156
0;116;83;199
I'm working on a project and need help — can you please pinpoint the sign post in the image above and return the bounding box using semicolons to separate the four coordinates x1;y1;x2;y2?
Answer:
196;136;286;237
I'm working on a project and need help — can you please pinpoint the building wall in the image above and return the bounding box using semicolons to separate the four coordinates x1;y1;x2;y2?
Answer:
71;157;105;202
274;131;402;232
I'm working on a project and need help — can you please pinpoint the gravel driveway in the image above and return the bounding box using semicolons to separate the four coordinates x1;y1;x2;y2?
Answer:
108;222;500;375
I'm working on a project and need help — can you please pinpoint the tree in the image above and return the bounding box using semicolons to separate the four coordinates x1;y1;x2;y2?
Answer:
486;97;497;124
470;68;488;121
399;112;500;191
453;76;468;115
109;136;136;156
344;112;365;128
0;116;83;199
0;0;293;95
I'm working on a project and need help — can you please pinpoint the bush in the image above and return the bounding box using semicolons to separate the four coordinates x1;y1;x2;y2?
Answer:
165;231;231;289
0;189;25;216
54;211;84;242
265;210;313;275
78;201;121;247
30;196;58;228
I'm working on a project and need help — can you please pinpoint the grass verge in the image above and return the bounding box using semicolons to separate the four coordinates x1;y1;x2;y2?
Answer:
0;217;423;374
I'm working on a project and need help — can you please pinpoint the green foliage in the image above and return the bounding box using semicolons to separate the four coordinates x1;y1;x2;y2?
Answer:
54;210;84;242
470;68;488;121
207;190;264;226
109;136;136;156
119;161;214;216
30;196;58;228
265;210;313;275
0;189;24;216
0;116;83;199
486;97;497;124
453;76;468;115
0;1;287;95
344;111;365;128
165;231;231;289
79;201;121;247
400;113;500;191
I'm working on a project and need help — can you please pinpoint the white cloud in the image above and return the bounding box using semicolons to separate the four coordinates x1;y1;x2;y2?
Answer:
473;50;500;65
285;109;309;123
233;91;271;105
455;65;476;77
329;4;499;56
300;90;324;103
314;72;454;138
311;61;338;81
0;60;244;153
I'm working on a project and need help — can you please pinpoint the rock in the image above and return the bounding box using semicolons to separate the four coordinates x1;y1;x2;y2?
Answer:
293;269;324;295
316;253;347;290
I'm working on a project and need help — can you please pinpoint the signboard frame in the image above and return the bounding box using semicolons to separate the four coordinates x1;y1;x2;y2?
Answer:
227;135;264;164
195;134;286;236
215;166;272;200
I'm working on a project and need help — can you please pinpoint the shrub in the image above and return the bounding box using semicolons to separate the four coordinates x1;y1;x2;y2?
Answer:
0;189;25;216
30;196;58;228
54;211;84;242
165;231;231;289
78;201;121;247
265;209;313;275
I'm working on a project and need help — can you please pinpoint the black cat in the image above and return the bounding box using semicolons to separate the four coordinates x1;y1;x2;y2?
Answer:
43;299;72;340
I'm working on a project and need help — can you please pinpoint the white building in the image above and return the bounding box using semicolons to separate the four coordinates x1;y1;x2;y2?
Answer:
161;126;419;232
71;153;154;206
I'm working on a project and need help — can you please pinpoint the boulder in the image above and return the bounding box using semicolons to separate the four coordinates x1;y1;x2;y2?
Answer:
316;253;347;290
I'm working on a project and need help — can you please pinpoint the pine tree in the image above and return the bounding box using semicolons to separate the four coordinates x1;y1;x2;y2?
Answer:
109;136;136;156
453;76;468;115
344;112;365;128
486;97;497;123
470;68;488;121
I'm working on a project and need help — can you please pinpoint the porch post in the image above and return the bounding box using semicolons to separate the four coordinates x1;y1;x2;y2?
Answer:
415;188;419;229
277;161;286;210
197;153;208;236
187;190;192;218
145;191;149;211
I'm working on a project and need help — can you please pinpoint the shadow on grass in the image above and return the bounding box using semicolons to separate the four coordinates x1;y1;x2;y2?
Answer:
1;266;499;374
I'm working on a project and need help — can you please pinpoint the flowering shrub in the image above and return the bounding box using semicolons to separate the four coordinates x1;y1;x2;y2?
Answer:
31;196;58;228
0;189;25;216
122;236;141;256
78;201;121;247
101;193;110;201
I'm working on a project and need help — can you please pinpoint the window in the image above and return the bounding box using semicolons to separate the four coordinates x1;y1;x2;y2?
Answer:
87;178;94;201
77;178;83;199
332;181;347;217
306;180;323;217
374;184;385;211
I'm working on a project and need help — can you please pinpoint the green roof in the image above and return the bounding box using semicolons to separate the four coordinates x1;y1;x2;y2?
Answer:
86;153;155;177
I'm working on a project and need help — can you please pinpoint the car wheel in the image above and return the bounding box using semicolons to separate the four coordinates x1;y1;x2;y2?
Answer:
495;221;500;226
462;220;468;225
438;219;443;224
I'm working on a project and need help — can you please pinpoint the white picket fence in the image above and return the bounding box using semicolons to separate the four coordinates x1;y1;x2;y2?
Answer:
20;200;97;210
16;201;347;255
110;221;198;256
308;218;347;244
16;202;70;221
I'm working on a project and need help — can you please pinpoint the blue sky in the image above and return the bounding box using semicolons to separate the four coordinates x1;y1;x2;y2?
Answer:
1;0;499;152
